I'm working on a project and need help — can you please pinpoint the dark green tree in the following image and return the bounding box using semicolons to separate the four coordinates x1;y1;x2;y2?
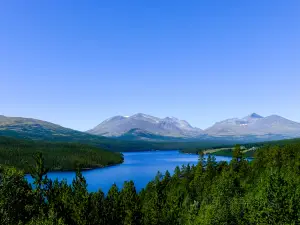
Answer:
0;167;34;225
70;169;89;225
30;152;50;214
105;183;122;225
88;189;106;225
121;181;142;225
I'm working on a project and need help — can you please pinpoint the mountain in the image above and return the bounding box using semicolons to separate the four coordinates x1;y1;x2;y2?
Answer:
0;115;99;141
1;113;300;150
87;113;204;137
88;113;300;140
117;128;188;141
205;113;300;137
0;115;148;152
0;115;209;152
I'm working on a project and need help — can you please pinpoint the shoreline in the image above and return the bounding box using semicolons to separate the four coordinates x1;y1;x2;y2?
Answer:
14;160;125;175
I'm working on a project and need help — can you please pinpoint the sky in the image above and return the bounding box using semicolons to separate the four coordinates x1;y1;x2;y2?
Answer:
0;0;300;131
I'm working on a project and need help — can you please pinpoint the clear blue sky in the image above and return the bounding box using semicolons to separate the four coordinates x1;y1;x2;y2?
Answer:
1;0;299;131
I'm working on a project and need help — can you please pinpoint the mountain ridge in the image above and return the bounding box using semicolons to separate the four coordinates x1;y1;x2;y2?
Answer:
1;113;300;143
88;113;300;139
205;113;300;137
87;113;203;137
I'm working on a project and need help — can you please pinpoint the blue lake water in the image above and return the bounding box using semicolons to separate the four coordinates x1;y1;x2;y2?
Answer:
26;151;232;193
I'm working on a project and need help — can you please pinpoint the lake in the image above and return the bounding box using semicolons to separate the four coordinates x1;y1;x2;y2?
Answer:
26;150;232;193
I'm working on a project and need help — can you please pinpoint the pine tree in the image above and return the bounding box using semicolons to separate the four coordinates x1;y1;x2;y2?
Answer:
70;169;89;225
105;184;122;225
30;152;50;214
0;167;34;225
121;181;142;225
88;189;106;225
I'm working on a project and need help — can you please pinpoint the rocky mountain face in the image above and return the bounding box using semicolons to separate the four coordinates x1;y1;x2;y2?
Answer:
205;113;300;137
87;113;204;137
88;113;300;140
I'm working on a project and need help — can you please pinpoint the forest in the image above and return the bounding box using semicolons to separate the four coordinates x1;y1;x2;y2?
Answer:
0;136;123;172
1;141;300;224
0;128;240;152
181;137;300;154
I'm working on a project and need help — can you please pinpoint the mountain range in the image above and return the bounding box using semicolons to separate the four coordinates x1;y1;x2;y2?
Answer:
87;113;203;138
205;113;300;137
1;113;300;144
87;113;300;140
0;115;236;152
0;115;138;152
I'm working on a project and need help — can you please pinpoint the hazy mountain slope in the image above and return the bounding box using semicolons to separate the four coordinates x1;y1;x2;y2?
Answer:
0;115;101;140
87;113;203;137
1;113;300;152
205;113;300;137
117;128;188;141
0;115;219;152
0;115;142;151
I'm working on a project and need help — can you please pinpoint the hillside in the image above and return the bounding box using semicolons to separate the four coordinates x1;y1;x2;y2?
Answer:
0;115;161;152
1;114;300;154
0;115;242;152
181;137;300;156
117;128;188;141
0;115;113;143
0;136;123;172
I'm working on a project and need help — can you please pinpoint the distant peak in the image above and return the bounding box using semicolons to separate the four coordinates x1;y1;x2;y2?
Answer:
132;113;148;117
249;113;263;118
268;114;283;119
102;115;125;123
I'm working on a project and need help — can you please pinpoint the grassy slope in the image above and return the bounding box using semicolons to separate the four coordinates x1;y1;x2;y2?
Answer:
0;136;123;172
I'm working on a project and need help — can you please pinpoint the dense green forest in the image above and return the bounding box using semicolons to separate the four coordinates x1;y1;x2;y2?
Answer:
1;142;300;224
243;137;300;148
0;128;241;152
0;136;123;172
206;148;255;158
181;137;300;154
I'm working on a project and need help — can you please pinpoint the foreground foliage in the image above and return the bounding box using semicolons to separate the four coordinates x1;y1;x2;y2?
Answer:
1;143;300;224
0;136;123;172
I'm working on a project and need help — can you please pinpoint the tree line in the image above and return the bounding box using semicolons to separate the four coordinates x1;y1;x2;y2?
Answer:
0;136;123;172
1;142;300;224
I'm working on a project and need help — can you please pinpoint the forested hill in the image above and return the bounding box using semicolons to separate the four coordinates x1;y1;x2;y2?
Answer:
181;137;300;155
0;136;123;172
0;127;241;152
1;143;300;224
243;137;300;148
